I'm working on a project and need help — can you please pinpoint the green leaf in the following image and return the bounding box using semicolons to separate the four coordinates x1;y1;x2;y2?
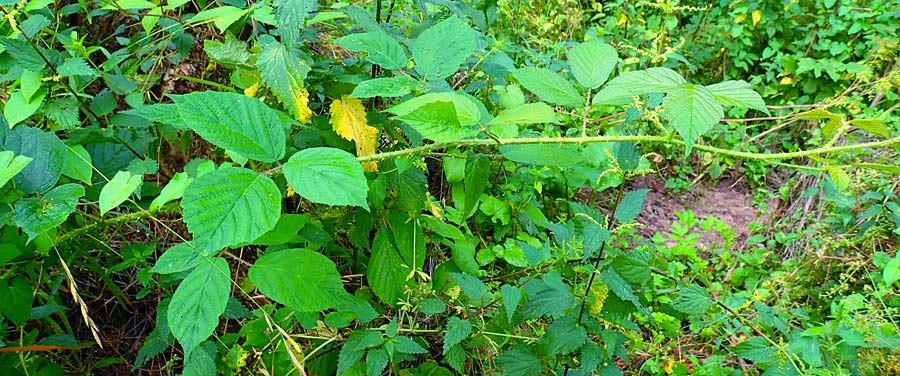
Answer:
181;166;281;252
338;330;384;375
412;16;477;80
189;6;249;33
168;258;230;359
393;336;427;355
512;67;583;107
795;109;843;139
99;171;142;215
663;84;724;154
4;88;46;127
567;40;618;89
248;248;351;312
62;145;92;185
521;272;574;319
170;91;289;162
20;69;42;101
336;31;408;70
252;213;309;245
601;268;655;326
0;124;66;194
397;101;478;142
150;242;202;274
282;147;368;208
496;347;542;376
203;33;250;66
0;151;32;188
14;184;84;241
0;277;34;325
732;337;776;363
500;284;522;322
612;249;651;285
443;317;472;355
351;76;421;98
705;80;769;114
592;67;685;105
367;229;409;306
273;0;316;47
462;155;491;219
884;254;900;286
366;347;388;376
500;143;584;167
824;165;850;191
450;272;491;305
614;189;649;224
672;284;713;316
183;341;217;376
58;58;99;77
150;172;190;211
543;316;588;356
849;118;889;137
488;103;559;126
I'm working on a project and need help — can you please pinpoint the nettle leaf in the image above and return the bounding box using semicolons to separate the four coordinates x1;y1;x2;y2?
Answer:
336;31;408;70
99;171;143;215
188;6;249;33
183;341;217;376
443;317;472;355
367;229;409;306
500;143;583;167
283;147;369;208
0;151;32;188
273;0;316;47
181;166;281;252
168;257;230;359
612;249;652;284
662;84;724;154
732;337;777;364
412;16;477;81
672;284;713;316
330;95;378;172
543;316;589;356
255;35;313;123
592;67;686;105
248;248;351;312
166;91;289;162
388;92;485;142
601;267;655;326
512;67;583;107
705;80;769;114
500;284;522;322
367;347;389;376
614;189;649;224
824;165;850;191
14;184;84;241
0;124;67;194
567;39;618;89
488;102;559;127
351;76;421;99
496;347;542;376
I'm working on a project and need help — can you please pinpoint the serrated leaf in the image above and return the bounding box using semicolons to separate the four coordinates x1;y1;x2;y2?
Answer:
330;95;378;172
512;67;583;107
543;316;588;356
849;119;889;137
255;35;313;123
705;80;769;114
663;84;724;154
336;31;408;70
489;102;559;126
167;91;289;162
62;145;92;186
412;16;477;80
614;189;649;223
672;284;712;316
367;229;409;306
496;347;542;376
612;249;651;284
500;143;583;167
601;268;655;326
592;67;686;105
397;101;473;142
283;147;369;207
99;171;142;215
367;347;388;376
824;166;850;191
351;76;420;98
883;254;900;286
732;337;776;363
273;0;316;47
249;248;350;312
450;272;491;305
795;109;843;139
14;184;83;241
338;330;384;375
150;242;202;274
203;33;250;66
567;40;618;89
183;341;217;376
181;166;281;252
0;124;66;194
189;6;249;33
500;284;522;322
150;172;190;210
521;272;574;319
168;258;230;359
0;151;32;188
58;58;99;77
443;317;472;355
394;336;427;354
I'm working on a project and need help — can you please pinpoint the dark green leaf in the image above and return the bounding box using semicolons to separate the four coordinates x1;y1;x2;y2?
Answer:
0;124;66;194
336;31;408;70
443;317;472;355
183;341;217;376
366;347;388;376
672;284;712;316
0;277;34;325
273;0;316;47
168;258;230;359
513;67;583;107
543;316;588;356
450;272;491;305
500;143;583;167
15;184;84;241
500;284;522;322
496;347;542;376
248;248;350;312
732;337;776;363
614;189;649;224
367;229;409;306
612;250;651;285
412;16;477;80
283;147;368;208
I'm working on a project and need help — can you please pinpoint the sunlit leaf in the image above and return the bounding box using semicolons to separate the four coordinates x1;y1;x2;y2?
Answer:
330;95;378;171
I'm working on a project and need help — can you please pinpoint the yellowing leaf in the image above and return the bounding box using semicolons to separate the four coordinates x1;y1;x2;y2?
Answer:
294;87;313;124
780;76;794;85
735;14;746;23
244;81;259;97
616;13;628;26
751;10;762;26
330;95;378;172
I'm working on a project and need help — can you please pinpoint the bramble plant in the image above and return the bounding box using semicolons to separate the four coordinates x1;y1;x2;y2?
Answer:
1;0;899;375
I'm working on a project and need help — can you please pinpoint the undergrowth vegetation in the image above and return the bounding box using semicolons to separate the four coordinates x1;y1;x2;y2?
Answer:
1;0;899;375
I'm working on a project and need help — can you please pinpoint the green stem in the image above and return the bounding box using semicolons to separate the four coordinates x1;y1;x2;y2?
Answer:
55;204;179;244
